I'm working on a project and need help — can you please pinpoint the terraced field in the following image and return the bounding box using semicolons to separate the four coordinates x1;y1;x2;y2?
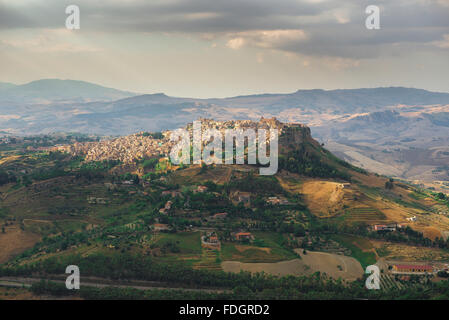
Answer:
193;248;222;271
345;207;386;222
380;274;404;290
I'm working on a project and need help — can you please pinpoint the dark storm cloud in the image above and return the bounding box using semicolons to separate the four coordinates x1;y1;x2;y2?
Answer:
0;0;448;59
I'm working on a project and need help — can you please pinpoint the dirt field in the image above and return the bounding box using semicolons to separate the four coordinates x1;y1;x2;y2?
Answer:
222;251;363;281
0;225;41;264
300;180;349;217
234;245;271;254
169;165;233;185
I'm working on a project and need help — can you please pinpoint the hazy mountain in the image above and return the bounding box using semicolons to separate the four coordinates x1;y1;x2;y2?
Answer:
0;79;136;104
312;106;449;182
209;87;449;113
1;83;449;136
104;87;449;114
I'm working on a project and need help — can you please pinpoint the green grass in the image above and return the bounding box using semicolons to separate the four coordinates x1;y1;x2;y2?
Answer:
331;234;376;269
154;232;202;255
409;191;428;201
392;198;429;211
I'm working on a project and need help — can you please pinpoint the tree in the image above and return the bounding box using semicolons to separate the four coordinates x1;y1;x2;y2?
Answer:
385;179;394;190
437;192;446;200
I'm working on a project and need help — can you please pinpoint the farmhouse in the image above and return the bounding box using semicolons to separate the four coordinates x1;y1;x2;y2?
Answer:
266;196;290;205
373;223;401;232
152;223;171;232
159;200;173;214
392;264;433;273
196;185;208;193
201;232;221;250
234;232;253;242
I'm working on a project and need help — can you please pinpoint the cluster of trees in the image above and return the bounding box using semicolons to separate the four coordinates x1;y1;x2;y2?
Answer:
31;280;230;300
279;146;351;181
141;158;159;170
225;174;284;196
307;218;449;249
385;178;394;190
436;192;448;201
0;170;16;186
141;132;164;139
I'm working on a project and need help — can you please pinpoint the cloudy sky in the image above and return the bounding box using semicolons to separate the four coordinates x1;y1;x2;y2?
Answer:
0;0;448;97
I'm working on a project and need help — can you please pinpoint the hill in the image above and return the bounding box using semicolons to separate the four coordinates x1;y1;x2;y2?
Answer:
0;79;136;104
1;119;449;299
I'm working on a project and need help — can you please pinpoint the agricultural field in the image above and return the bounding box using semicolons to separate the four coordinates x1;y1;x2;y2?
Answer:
168;165;233;185
330;235;377;268
153;231;202;256
0;225;41;264
221;232;297;263
300;180;348;217
343;207;386;223
372;240;449;262
222;250;363;282
0;287;37;300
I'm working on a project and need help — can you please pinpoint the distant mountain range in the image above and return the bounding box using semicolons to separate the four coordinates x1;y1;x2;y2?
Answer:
1;79;449;182
0;79;135;104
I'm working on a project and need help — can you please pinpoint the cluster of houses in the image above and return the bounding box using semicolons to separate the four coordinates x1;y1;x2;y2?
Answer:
372;218;419;233
53;132;172;164
52;118;296;165
185;117;285;136
266;196;290;206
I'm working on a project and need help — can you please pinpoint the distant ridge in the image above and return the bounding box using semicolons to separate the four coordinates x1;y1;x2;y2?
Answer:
0;79;136;104
1;80;449;136
111;86;449;115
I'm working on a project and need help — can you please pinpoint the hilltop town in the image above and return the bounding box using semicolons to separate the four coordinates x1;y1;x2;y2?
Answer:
52;118;305;164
